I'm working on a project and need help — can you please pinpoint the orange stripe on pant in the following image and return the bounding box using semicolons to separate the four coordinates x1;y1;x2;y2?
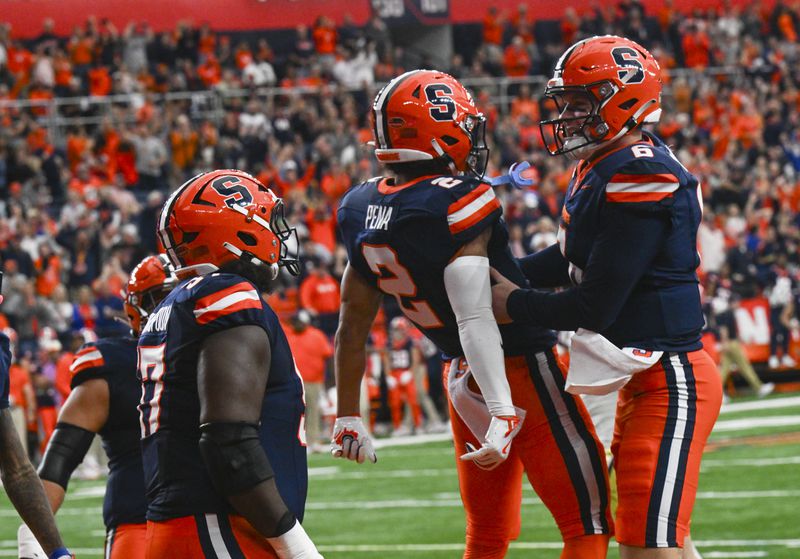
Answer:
146;514;280;558
443;348;612;558
106;523;146;559
612;350;722;548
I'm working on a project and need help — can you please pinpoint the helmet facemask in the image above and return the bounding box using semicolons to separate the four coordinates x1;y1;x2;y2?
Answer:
463;113;489;178
540;81;617;160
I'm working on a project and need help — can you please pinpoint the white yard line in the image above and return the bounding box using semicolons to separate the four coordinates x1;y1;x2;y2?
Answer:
703;553;767;558
702;456;800;467
720;396;800;414
2;539;800;556
713;415;800;432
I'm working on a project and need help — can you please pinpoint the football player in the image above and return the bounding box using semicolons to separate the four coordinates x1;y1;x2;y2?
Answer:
332;70;612;559
142;170;322;558
18;255;176;559
491;36;722;559
383;316;423;435
0;275;72;559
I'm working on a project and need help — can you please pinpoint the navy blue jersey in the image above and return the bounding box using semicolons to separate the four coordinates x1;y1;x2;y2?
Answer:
0;333;10;410
513;132;704;351
338;175;556;358
388;341;414;371
138;273;307;521
69;337;146;528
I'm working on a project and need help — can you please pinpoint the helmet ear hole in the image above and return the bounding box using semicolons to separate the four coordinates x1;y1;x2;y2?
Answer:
440;135;459;146
237;232;258;247
618;98;638;110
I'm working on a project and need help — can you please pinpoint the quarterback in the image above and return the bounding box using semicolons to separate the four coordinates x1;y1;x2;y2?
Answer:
492;36;722;559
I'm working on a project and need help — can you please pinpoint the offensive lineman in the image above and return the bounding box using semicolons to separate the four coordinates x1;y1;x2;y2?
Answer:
142;170;322;558
332;70;612;559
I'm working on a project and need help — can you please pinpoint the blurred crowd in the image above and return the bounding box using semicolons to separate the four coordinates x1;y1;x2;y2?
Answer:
2;0;800;454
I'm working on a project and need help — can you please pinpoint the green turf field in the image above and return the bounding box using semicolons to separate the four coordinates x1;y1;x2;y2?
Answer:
2;394;799;558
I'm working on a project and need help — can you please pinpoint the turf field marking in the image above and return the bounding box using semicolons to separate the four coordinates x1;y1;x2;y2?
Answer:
713;415;800;432
720;396;800;414
307;489;800;510
0;506;102;517
311;467;454;480
703;553;767;558
373;432;453;448
309;539;800;552
702;455;800;467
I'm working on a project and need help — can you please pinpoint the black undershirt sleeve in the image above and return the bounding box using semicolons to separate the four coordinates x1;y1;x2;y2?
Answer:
517;243;571;288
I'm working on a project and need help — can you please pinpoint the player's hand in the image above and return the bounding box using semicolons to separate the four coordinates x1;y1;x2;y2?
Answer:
487;161;537;190
460;415;523;470
489;268;520;324
330;416;377;464
17;524;46;559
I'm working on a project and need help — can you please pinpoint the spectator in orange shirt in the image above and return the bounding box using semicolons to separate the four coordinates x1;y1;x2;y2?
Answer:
482;7;504;46
503;36;531;77
284;311;333;450
8;347;37;458
300;258;341;338
682;23;711;68
88;63;112;97
306;198;337;255
320;159;351;202
170;115;199;180
312;16;337;55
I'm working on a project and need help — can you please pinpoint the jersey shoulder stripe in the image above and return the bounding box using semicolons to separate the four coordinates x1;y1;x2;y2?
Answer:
447;183;500;234
193;281;262;325
70;346;105;375
606;171;680;203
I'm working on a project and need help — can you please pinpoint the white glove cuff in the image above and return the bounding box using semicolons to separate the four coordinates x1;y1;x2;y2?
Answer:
267;520;322;559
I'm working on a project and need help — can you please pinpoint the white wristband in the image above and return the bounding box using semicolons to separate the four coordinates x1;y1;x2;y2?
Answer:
267;520;323;559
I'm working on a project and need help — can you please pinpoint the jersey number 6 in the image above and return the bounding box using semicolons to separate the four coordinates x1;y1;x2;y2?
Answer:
362;244;443;329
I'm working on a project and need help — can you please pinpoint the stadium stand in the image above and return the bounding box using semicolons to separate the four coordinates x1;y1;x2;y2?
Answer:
1;0;799;453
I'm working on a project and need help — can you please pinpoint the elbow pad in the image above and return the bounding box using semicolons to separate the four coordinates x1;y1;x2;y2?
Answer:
38;422;95;490
198;422;274;497
444;256;515;417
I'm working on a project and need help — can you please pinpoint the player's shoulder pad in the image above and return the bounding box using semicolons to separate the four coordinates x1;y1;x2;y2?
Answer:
188;273;265;326
596;143;683;206
69;342;107;386
428;175;501;237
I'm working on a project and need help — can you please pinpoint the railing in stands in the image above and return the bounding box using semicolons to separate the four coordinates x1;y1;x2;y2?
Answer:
0;67;747;146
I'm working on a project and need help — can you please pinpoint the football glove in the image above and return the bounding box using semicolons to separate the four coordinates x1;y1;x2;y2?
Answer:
459;415;523;470
487;162;537;190
330;416;377;464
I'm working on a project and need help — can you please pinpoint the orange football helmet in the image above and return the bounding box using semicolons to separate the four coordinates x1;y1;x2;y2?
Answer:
540;35;662;158
158;169;299;278
124;254;177;336
371;69;488;176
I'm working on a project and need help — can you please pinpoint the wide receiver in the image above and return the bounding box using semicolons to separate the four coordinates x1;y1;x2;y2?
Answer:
333;69;612;558
18;255;176;559
141;170;322;558
491;36;722;559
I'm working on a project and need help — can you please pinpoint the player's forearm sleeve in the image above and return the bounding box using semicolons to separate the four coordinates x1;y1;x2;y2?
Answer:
518;243;570;288
508;207;669;331
444;256;515;417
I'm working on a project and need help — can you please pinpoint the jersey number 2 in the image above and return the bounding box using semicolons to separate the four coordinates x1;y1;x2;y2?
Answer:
362;244;442;329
